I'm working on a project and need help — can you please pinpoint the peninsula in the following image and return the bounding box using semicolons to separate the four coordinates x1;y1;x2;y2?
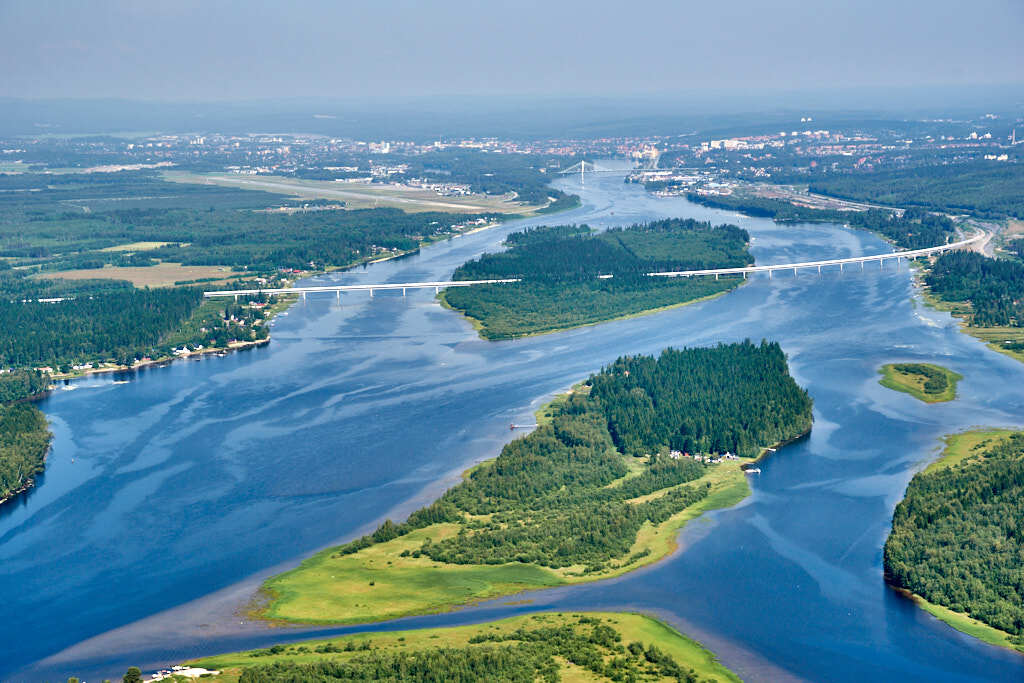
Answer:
258;341;812;625
885;429;1024;654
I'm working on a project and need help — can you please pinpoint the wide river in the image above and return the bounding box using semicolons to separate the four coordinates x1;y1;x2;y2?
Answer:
3;171;1023;681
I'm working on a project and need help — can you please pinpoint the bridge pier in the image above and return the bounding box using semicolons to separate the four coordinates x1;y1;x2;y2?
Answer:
402;288;406;297
369;289;373;298
768;269;773;279
337;290;341;303
840;263;844;272
715;273;719;280
301;291;306;302
860;261;864;270
434;286;439;294
817;265;821;275
793;267;798;276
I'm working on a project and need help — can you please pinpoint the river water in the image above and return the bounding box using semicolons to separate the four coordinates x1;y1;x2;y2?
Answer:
3;172;1023;681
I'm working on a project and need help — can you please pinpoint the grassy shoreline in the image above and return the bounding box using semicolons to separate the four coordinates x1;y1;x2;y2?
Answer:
914;273;1024;365
256;383;800;627
185;611;741;683
889;428;1024;655
878;362;961;403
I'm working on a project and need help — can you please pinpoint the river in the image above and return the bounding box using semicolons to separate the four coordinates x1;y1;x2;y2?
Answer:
3;171;1023;681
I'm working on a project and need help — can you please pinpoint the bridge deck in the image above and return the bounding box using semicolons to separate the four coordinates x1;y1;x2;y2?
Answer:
203;233;982;299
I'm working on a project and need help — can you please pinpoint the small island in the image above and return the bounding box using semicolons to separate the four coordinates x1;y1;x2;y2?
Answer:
441;218;752;339
878;362;961;403
179;612;740;683
884;429;1024;654
258;341;812;625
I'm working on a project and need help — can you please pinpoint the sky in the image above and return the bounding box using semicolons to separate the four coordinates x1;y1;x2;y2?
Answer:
1;0;1022;101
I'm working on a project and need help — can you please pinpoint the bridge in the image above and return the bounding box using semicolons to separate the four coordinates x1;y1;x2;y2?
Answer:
202;233;982;301
204;278;521;300
557;160;659;183
647;233;983;280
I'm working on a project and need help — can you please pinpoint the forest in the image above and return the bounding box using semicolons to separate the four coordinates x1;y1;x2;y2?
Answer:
884;432;1024;640
234;617;704;683
0;400;51;503
807;163;1024;219
443;219;752;339
925;252;1024;328
683;194;955;250
336;341;812;572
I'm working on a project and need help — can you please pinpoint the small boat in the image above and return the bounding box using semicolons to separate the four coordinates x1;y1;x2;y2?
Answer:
744;468;761;474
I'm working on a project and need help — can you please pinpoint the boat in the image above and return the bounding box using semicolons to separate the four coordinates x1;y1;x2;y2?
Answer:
744;467;761;474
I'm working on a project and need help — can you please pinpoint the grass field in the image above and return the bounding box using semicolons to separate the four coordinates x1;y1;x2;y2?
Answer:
187;611;741;683
37;263;238;288
878;362;961;403
926;428;1017;474
259;384;757;625
98;241;176;252
164;171;544;214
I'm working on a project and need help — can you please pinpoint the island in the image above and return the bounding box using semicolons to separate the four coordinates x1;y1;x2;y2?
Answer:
440;218;752;339
884;429;1024;654
162;612;739;683
258;340;813;625
878;362;961;403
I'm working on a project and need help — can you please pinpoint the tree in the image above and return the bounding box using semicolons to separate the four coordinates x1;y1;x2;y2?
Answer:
122;666;142;683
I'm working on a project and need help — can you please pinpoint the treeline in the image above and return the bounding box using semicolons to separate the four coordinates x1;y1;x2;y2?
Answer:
807;163;1024;219
683;193;955;250
0;401;50;502
0;276;274;369
884;432;1024;639
0;286;203;368
444;219;752;339
0;369;49;402
925;252;1024;327
337;341;811;572
237;618;705;683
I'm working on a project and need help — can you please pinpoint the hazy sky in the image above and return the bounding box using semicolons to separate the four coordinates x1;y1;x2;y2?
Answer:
2;0;1022;101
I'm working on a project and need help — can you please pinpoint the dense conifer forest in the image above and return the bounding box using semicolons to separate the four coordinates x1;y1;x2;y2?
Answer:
336;341;812;572
884;432;1024;640
682;194;955;250
0;399;50;502
443;219;752;339
807;163;1024;219
925;252;1024;327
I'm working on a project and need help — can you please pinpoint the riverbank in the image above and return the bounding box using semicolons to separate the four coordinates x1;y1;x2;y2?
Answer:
915;280;1024;366
886;428;1024;655
182;612;740;683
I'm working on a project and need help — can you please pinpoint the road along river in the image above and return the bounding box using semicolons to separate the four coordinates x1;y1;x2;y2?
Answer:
4;171;1024;681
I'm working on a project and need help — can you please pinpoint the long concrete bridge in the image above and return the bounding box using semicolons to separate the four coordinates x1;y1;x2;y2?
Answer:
203;233;982;300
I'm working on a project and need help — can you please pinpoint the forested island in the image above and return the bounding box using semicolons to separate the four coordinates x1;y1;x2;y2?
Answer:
442;218;753;339
878;363;961;403
0;370;51;504
260;341;812;624
884;429;1024;653
173;612;739;683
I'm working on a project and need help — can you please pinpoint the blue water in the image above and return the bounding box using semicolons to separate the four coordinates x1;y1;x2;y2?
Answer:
3;173;1023;681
